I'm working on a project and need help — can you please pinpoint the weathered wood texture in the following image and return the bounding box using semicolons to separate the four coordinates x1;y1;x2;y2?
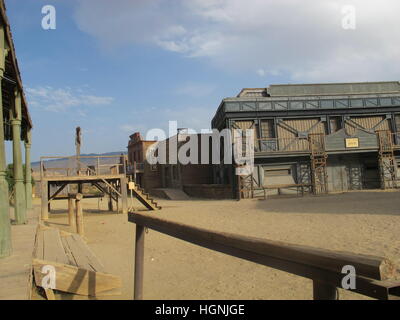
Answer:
0;207;38;300
33;225;121;296
128;212;400;300
134;225;144;300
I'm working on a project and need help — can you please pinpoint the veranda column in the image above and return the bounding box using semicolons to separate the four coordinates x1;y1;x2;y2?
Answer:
0;25;11;257
12;90;26;224
25;129;32;210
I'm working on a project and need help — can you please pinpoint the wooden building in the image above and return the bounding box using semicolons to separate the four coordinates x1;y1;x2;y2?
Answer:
126;131;230;198
157;131;213;189
211;82;400;198
127;132;160;191
0;1;33;258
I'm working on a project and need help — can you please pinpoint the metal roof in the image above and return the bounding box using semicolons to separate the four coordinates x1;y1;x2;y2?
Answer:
267;81;400;97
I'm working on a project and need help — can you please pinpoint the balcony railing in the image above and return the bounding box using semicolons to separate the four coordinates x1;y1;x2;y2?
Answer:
257;137;311;153
127;162;145;174
40;155;127;179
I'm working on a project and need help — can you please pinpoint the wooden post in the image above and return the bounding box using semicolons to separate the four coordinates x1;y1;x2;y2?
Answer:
134;224;145;300
24;129;33;210
0;24;11;257
75;193;84;236
47;183;51;212
108;187;113;212
12;90;27;224
41;180;49;220
121;177;128;214
313;280;337;300
68;196;75;229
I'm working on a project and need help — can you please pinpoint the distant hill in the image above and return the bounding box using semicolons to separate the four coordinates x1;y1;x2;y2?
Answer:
32;151;127;172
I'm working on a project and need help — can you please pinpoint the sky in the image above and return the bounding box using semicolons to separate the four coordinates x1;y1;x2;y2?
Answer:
4;0;400;161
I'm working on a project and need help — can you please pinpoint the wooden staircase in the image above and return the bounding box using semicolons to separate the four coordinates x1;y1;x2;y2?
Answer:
131;182;161;211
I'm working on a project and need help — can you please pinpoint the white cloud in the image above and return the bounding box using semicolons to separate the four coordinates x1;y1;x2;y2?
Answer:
26;86;114;112
119;104;215;137
74;0;400;82
256;69;266;77
174;83;216;98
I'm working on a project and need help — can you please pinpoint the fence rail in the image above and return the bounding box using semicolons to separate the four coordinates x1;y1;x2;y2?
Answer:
40;155;127;178
257;137;310;153
256;132;400;153
128;211;400;300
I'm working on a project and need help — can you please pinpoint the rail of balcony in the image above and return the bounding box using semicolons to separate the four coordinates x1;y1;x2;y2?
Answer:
40;155;127;179
256;137;311;153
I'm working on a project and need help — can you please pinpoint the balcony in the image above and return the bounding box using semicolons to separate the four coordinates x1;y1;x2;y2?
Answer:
255;132;400;156
256;138;311;154
127;162;145;174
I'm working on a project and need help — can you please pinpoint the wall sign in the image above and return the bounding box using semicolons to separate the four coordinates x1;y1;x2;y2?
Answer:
345;138;359;148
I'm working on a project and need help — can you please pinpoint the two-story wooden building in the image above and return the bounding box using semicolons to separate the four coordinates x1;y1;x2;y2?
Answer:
211;82;400;198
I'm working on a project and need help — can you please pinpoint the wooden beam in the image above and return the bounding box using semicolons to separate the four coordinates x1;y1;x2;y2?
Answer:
134;225;145;300
49;183;67;201
313;280;337;300
128;212;400;300
75;193;84;236
33;259;122;296
41;180;48;220
68;197;75;229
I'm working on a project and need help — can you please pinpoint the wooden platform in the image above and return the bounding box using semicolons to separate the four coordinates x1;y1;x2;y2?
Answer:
0;206;38;300
33;225;122;297
43;174;125;183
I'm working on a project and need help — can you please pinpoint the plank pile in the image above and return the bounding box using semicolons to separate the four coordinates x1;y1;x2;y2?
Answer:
33;225;121;299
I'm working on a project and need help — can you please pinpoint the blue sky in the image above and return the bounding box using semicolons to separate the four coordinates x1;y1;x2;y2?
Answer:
5;0;400;161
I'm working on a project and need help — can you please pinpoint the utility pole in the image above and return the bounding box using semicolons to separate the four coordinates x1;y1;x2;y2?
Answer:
75;127;82;193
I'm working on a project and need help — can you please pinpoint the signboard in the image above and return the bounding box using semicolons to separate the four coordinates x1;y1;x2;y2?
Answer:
345;138;359;148
128;182;136;190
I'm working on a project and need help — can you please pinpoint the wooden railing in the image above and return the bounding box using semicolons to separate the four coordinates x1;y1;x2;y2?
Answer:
128;212;400;300
257;138;310;153
40;155;127;178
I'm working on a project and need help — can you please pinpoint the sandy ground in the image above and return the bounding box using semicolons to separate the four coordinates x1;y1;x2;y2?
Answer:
37;190;400;300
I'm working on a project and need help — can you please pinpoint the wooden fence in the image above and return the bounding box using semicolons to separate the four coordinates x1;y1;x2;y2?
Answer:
128;212;400;300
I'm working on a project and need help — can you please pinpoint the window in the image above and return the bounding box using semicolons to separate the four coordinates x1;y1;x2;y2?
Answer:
264;168;292;176
260;120;275;138
330;117;342;133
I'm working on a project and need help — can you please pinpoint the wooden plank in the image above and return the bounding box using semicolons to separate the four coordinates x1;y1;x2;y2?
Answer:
44;288;56;300
63;234;105;272
313;280;337;300
60;236;77;267
128;212;400;300
134;225;145;300
42;228;69;265
33;226;44;260
33;259;122;296
128;212;397;281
